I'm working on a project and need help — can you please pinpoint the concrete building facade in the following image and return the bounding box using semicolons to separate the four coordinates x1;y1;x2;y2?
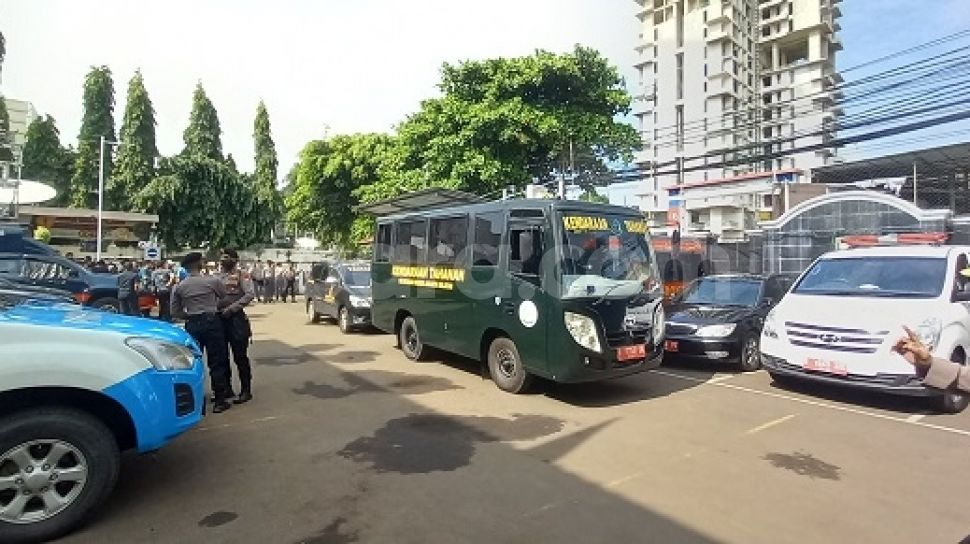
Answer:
633;0;842;240
3;97;37;151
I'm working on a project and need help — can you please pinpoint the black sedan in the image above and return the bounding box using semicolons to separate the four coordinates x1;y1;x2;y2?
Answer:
306;261;373;333
663;274;796;371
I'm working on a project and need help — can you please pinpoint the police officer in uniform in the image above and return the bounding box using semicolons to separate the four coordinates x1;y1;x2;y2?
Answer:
216;249;255;404
171;252;233;413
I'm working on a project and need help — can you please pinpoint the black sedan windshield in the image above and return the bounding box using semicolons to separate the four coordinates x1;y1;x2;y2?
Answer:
682;278;762;307
343;269;372;287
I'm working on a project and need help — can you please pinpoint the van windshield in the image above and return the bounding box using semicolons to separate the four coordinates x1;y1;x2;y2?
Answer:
559;213;658;300
793;256;948;298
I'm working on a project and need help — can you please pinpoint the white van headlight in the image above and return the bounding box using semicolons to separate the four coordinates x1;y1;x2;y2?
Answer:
915;318;942;351
126;338;196;371
652;304;665;345
696;324;737;338
763;309;780;339
564;312;602;353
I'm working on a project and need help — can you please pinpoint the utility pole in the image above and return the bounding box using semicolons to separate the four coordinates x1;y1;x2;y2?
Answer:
912;161;918;206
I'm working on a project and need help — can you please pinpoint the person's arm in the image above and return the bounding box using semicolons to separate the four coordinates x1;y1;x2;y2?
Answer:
923;357;970;393
170;284;187;320
893;326;970;394
222;277;255;315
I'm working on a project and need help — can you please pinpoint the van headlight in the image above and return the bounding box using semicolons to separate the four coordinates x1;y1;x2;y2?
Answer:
696;324;737;338
915;317;942;351
349;295;371;308
125;338;196;371
652;304;665;345
564;311;602;353
763;309;779;339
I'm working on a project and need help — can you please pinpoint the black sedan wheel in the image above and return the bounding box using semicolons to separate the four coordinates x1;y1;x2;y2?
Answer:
739;334;762;372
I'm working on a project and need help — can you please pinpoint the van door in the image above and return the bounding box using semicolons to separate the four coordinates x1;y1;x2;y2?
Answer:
499;211;550;376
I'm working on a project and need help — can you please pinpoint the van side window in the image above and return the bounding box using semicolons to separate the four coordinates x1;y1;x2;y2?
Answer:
473;212;503;267
429;216;468;266
394;220;427;264
375;223;393;263
510;228;542;276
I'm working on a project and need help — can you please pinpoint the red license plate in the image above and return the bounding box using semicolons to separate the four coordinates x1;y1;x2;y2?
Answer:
618;344;647;361
664;340;679;352
803;357;848;376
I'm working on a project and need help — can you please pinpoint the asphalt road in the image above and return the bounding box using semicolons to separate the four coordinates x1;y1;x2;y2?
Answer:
61;302;970;544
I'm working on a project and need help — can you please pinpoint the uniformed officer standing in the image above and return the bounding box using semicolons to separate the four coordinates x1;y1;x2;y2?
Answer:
216;249;255;404
171;252;233;413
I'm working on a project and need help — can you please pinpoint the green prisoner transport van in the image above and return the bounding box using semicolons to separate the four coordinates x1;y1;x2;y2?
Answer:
370;196;666;393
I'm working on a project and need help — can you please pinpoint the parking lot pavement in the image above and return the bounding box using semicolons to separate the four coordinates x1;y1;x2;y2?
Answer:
63;303;970;544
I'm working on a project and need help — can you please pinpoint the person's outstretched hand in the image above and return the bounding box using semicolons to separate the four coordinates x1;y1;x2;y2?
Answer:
892;326;933;372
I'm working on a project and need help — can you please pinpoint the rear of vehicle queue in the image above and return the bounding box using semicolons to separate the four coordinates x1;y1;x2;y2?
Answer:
371;199;666;393
0;298;205;543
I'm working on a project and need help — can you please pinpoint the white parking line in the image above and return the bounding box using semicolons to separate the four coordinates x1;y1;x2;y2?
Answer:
744;414;797;435
653;369;970;438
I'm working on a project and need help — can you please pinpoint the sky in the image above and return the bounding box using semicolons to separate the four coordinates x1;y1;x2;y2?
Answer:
1;0;969;179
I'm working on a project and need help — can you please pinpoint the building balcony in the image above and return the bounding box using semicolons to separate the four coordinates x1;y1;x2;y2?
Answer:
633;55;655;68
706;28;732;42
830;33;843;51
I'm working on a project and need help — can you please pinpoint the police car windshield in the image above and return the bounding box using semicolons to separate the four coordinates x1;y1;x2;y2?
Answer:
559;213;658;300
794;257;947;298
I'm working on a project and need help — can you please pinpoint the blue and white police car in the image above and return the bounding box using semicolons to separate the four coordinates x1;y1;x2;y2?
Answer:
0;294;205;543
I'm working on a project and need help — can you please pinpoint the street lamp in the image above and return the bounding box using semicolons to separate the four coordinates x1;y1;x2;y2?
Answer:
97;136;121;261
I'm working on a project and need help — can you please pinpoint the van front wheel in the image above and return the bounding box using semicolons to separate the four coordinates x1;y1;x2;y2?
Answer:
488;337;533;394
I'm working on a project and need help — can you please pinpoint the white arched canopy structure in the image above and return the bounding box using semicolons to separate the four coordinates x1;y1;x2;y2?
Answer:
759;190;953;274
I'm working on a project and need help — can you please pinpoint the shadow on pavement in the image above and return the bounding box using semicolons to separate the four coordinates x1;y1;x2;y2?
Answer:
546;366;714;408
67;334;719;544
766;374;934;415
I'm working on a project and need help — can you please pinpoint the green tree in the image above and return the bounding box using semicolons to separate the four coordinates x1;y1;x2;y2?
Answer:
135;155;258;249
286;134;394;247
69;66;116;208
110;70;157;211
182;82;223;161
22;115;75;206
252;100;282;243
0;96;11;162
362;45;637;204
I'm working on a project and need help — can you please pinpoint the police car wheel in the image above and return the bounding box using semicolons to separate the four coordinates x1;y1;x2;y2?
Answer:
488;337;533;394
0;408;120;544
399;317;424;361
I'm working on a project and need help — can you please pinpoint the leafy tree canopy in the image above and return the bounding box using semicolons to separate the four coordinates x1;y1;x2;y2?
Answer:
364;45;638;203
252;100;282;243
182;82;223;161
0;96;11;162
111;70;157;210
286;133;395;248
69;66;115;208
134;155;258;250
22;115;75;206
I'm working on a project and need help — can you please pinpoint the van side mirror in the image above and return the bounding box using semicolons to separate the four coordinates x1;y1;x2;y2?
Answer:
760;297;775;308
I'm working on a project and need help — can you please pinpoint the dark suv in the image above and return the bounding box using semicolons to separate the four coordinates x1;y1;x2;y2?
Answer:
0;253;121;312
305;261;373;333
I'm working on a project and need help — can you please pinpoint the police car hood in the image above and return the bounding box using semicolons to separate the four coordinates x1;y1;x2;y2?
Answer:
0;303;195;347
778;293;943;332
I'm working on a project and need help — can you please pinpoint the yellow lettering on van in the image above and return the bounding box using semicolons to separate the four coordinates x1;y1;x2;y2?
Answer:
563;216;609;232
624;220;648;234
